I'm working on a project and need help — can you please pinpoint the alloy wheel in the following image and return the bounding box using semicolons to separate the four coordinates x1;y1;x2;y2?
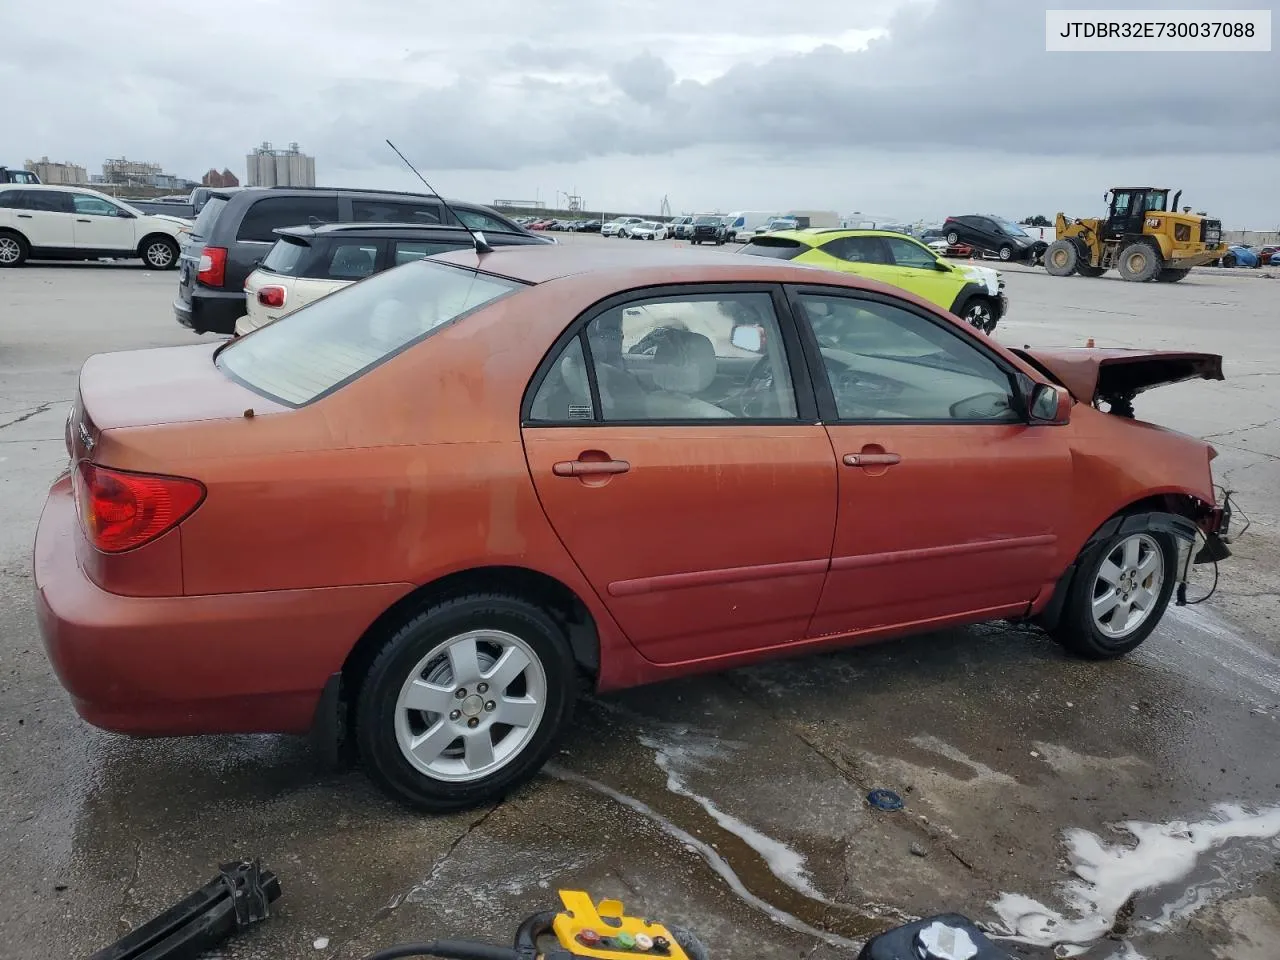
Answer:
0;237;20;264
393;628;547;782
1091;533;1165;640
146;241;174;268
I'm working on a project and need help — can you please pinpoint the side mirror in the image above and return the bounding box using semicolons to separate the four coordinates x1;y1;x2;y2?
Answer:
933;259;952;271
1030;383;1071;423
730;323;764;353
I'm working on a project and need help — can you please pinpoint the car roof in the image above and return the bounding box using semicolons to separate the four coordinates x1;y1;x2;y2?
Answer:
750;228;926;245
429;239;898;290
273;222;532;240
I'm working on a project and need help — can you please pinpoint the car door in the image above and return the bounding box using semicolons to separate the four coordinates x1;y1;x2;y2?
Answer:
71;193;138;252
521;285;837;666
787;287;1072;638
879;235;963;312
12;189;76;249
809;235;901;286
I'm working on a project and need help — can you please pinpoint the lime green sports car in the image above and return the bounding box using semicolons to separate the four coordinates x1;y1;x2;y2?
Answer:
739;229;1007;333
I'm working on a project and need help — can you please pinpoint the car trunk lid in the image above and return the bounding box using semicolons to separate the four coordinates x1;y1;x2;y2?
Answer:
1012;347;1224;404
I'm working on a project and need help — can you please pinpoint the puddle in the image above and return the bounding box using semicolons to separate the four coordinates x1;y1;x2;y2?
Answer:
990;802;1280;957
547;764;872;950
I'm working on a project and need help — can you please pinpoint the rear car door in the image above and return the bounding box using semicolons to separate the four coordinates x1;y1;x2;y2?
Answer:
70;193;137;252
348;197;443;226
521;285;838;666
13;189;76;248
812;235;901;286
787;287;1072;637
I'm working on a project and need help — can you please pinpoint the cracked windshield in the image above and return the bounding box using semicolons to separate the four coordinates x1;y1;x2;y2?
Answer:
2;3;1276;960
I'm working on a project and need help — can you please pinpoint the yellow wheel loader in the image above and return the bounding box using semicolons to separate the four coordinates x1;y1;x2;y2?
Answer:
1044;187;1226;283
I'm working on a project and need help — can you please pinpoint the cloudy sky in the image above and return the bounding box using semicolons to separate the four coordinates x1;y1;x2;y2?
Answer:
6;0;1277;226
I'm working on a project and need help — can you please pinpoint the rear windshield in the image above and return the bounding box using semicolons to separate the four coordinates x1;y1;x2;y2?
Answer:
740;238;805;260
217;260;522;406
191;196;228;238
260;238;309;276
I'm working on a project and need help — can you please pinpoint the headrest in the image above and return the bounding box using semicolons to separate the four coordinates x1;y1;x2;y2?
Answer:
651;330;716;394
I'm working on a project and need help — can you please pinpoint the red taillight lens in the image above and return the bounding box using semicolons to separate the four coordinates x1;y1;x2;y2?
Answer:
72;462;205;553
257;285;287;308
196;246;227;287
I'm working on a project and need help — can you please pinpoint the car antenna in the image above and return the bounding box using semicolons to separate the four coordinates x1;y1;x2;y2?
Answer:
385;138;492;254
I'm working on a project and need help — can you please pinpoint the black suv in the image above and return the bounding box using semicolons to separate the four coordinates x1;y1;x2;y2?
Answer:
941;215;1048;263
689;214;727;245
174;186;544;335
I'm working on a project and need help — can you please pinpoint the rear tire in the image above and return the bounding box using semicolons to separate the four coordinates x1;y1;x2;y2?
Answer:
1117;242;1162;282
355;593;578;812
0;230;29;268
1050;529;1177;660
1043;239;1079;276
1157;268;1190;283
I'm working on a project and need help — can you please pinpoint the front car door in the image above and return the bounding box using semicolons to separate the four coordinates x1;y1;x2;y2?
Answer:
521;285;838;666
787;286;1072;637
71;193;138;252
879;235;963;312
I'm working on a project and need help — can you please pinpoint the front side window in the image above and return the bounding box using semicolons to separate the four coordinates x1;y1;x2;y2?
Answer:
218;260;521;406
531;292;798;423
883;236;939;270
72;194;124;217
795;294;1018;423
237;196;340;242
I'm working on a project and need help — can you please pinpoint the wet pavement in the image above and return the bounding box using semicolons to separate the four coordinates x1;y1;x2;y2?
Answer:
2;255;1279;960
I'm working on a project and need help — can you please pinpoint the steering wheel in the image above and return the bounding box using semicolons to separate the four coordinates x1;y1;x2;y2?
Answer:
737;354;778;417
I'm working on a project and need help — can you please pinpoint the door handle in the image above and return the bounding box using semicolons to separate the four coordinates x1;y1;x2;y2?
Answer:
76;218;92;223
17;214;32;219
553;458;630;477
843;452;901;467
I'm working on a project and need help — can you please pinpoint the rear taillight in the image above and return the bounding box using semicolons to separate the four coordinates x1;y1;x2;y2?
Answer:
257;285;287;309
196;246;227;287
72;462;205;553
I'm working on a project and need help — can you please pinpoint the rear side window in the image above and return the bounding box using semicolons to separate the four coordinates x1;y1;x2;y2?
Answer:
0;190;20;208
740;238;806;260
11;189;73;213
260;238;309;276
191;196;228;238
393;239;469;265
352;199;442;225
217;260;522;406
325;242;378;279
237;196;339;242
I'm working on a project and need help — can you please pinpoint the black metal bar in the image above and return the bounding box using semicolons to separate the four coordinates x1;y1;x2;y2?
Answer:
86;859;281;960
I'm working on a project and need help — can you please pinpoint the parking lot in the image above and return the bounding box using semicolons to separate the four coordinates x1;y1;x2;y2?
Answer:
3;246;1280;960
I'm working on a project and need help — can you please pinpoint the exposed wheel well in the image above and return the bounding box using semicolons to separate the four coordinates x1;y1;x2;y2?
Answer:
340;566;601;707
0;227;28;243
137;232;178;256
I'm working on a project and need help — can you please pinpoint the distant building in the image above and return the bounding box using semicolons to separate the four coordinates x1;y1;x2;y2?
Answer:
102;157;163;185
25;156;88;185
245;141;315;188
202;168;240;188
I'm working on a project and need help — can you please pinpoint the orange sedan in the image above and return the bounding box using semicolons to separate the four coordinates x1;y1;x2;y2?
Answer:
34;242;1231;810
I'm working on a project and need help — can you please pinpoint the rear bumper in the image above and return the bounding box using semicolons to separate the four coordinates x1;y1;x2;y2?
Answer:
33;475;410;737
174;289;243;336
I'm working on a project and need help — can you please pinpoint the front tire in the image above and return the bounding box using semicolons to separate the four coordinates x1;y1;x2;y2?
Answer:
1157;268;1190;283
998;245;1013;261
356;593;578;812
960;296;999;334
1043;239;1079;276
1051;529;1177;659
946;231;959;245
1117;242;1162;282
141;236;179;270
